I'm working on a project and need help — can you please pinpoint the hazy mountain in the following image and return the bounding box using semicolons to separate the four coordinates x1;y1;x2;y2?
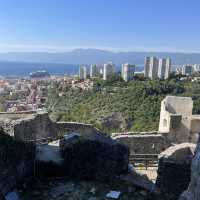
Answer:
0;49;200;65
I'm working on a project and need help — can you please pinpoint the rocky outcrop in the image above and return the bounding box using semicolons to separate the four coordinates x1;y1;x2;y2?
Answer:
156;143;196;200
60;133;129;180
179;140;200;200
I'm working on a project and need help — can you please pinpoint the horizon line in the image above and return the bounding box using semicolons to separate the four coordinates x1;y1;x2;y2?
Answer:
1;44;200;54
1;49;200;54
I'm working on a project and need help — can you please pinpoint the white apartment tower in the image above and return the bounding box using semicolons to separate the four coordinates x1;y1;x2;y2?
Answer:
158;58;171;80
165;58;171;79
144;57;151;78
79;66;87;80
90;64;99;78
194;64;200;72
103;62;115;81
121;63;135;82
149;57;159;80
158;58;167;80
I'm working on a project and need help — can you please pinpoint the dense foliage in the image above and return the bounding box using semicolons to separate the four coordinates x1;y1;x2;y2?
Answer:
46;78;200;134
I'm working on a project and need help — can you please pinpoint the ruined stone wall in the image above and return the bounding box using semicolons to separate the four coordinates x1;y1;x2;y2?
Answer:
112;132;171;154
13;113;58;141
0;112;105;142
56;122;105;138
158;96;198;144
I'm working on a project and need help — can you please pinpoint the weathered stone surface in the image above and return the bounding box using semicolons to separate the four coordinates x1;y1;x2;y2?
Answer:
112;133;170;154
60;134;129;180
158;96;200;144
120;170;156;192
179;140;200;200
156;143;196;200
0;112;105;143
159;143;196;162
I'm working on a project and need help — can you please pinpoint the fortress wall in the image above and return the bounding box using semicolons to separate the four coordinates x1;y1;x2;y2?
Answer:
0;113;105;142
0;111;37;120
0;112;172;154
112;133;171;154
13;113;58;141
55;122;105;139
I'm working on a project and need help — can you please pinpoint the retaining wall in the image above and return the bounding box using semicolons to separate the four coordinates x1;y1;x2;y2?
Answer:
112;132;171;154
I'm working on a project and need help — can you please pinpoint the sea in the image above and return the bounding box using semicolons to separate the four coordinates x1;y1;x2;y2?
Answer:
0;61;144;78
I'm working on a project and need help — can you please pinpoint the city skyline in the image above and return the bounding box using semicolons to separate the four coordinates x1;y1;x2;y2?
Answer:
1;0;200;53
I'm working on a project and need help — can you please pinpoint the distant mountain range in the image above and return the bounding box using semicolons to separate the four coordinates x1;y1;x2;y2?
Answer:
0;49;200;65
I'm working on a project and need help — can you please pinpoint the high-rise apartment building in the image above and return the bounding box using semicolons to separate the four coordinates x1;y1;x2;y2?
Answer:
79;66;87;80
158;58;167;80
103;62;115;81
144;57;150;78
90;64;99;78
121;63;135;82
165;58;171;79
145;56;171;80
149;57;159;80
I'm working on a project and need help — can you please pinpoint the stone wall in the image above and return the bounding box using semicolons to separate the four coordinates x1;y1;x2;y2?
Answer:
159;96;193;144
112;132;171;154
55;122;105;139
0;112;105;142
14;113;58;141
0;111;172;155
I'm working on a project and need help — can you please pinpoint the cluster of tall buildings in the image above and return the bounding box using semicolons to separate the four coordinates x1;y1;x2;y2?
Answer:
79;64;101;81
144;57;171;80
79;62;135;82
79;56;172;82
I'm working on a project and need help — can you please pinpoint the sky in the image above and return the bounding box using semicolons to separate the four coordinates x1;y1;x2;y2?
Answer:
0;0;200;53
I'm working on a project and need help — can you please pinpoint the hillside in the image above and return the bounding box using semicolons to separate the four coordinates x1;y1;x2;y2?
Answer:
46;78;200;134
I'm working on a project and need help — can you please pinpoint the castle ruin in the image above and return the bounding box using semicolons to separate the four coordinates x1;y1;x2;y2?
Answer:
159;96;200;144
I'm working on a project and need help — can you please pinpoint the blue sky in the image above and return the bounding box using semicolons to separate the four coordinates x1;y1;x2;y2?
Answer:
0;0;200;52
